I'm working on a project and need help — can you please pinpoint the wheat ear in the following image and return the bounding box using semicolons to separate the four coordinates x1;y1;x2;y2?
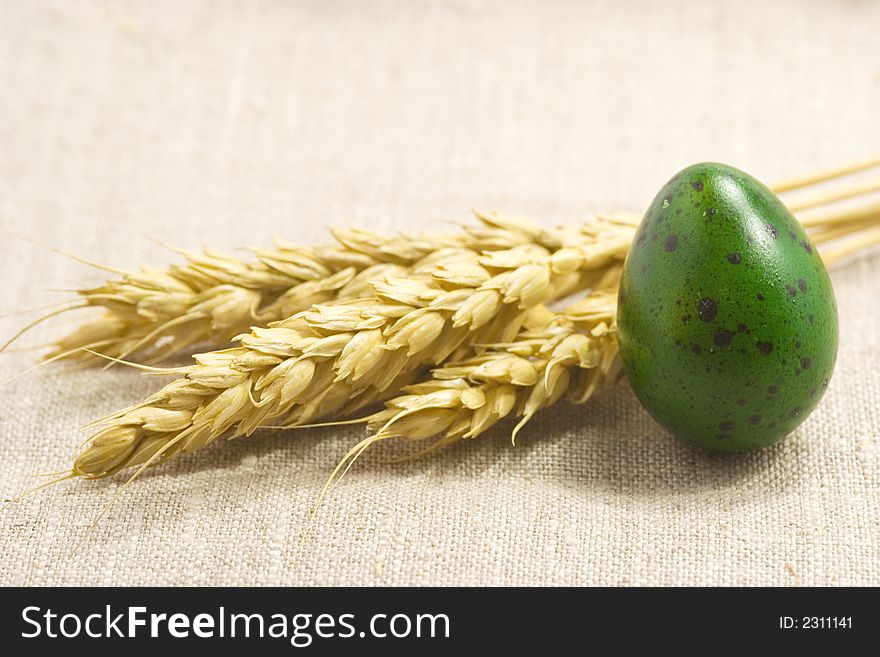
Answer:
37;215;602;365
40;237;447;365
70;219;633;478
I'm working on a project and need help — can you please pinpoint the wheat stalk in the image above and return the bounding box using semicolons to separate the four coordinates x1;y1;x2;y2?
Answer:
70;220;633;479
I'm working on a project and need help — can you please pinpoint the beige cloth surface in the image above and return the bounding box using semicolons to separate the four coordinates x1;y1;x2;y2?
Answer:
1;0;879;587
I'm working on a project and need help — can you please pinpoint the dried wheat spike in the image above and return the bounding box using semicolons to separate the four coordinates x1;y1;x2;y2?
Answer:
48;212;630;365
72;222;633;478
47;238;440;364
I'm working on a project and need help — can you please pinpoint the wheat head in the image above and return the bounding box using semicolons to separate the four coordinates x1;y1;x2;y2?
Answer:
46;212;632;365
71;219;634;478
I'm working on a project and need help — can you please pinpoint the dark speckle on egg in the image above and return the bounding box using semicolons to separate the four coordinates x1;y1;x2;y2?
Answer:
697;298;718;322
713;330;733;347
664;234;679;252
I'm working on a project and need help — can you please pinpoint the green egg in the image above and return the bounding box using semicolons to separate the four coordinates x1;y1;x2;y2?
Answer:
617;163;839;451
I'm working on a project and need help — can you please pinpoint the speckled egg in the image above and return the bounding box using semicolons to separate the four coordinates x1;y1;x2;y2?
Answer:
617;163;838;451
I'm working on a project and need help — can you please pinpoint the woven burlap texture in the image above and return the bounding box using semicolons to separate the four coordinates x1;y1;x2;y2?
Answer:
1;0;878;586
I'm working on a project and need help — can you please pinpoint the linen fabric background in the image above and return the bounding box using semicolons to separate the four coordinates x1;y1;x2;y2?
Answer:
1;0;878;587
